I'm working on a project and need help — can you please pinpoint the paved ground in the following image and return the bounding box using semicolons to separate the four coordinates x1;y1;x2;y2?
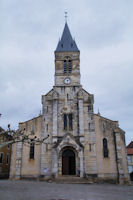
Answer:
0;180;133;200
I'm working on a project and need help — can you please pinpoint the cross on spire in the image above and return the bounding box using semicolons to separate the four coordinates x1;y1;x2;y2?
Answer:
65;11;68;22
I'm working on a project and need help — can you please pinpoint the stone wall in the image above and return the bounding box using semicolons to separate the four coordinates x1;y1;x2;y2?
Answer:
94;114;130;184
10;115;42;179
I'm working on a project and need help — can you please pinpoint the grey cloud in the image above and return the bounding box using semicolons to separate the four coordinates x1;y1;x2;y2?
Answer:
0;0;133;145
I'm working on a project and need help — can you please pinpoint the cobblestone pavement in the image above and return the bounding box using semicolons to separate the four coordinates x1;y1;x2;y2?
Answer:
0;180;133;200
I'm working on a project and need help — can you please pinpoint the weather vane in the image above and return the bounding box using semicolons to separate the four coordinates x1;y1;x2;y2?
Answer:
65;11;68;22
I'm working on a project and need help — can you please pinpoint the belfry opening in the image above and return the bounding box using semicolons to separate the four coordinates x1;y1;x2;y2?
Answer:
62;148;76;175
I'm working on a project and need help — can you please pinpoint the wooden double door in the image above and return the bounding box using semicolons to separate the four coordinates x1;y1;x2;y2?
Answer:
62;149;76;175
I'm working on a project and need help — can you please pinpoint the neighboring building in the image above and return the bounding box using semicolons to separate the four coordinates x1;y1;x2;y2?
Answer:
0;127;12;179
127;141;133;181
10;22;130;184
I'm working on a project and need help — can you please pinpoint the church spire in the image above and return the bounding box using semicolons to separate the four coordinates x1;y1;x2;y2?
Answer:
55;22;79;52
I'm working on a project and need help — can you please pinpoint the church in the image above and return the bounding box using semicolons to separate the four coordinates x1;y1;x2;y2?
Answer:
10;22;129;184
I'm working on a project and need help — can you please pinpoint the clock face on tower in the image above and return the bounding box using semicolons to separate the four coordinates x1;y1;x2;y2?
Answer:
64;77;71;84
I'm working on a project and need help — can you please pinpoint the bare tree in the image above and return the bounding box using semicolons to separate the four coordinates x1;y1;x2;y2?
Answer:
0;124;49;148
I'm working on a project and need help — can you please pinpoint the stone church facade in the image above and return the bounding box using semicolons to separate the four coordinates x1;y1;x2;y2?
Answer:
10;23;129;184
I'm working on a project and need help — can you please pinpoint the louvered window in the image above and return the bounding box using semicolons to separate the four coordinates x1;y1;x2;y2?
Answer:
68;60;72;72
64;60;67;73
64;58;72;73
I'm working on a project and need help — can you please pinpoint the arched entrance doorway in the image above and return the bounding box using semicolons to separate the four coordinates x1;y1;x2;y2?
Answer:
62;148;76;175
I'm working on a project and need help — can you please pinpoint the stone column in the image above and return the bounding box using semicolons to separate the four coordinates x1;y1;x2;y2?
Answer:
79;150;84;177
40;143;45;176
41;94;51;178
52;148;58;178
40;110;48;177
15;141;22;179
114;130;130;184
53;99;58;137
78;99;84;135
78;97;85;144
53;91;58;143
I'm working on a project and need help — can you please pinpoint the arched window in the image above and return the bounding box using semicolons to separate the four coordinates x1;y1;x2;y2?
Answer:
69;113;73;130
30;140;35;159
63;113;73;131
64;114;67;130
103;138;108;158
64;57;72;73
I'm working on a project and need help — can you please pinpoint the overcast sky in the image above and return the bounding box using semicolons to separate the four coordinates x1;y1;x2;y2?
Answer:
0;0;133;144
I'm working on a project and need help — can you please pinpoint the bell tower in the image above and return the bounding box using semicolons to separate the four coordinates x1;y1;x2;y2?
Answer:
54;22;81;86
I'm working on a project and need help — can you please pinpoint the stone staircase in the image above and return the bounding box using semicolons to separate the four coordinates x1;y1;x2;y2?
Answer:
53;176;95;184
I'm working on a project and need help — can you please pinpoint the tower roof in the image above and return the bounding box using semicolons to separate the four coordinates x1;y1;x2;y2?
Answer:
55;22;79;52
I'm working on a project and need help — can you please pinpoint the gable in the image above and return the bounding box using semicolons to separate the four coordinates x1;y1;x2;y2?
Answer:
53;133;83;153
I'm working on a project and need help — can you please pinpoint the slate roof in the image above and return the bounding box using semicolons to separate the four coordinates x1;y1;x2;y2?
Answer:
55;22;79;52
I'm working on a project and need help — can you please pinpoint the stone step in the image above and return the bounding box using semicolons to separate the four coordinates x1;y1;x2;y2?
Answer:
52;176;94;184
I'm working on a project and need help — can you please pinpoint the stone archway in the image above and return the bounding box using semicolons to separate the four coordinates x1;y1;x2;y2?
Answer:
56;134;84;177
62;148;76;175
